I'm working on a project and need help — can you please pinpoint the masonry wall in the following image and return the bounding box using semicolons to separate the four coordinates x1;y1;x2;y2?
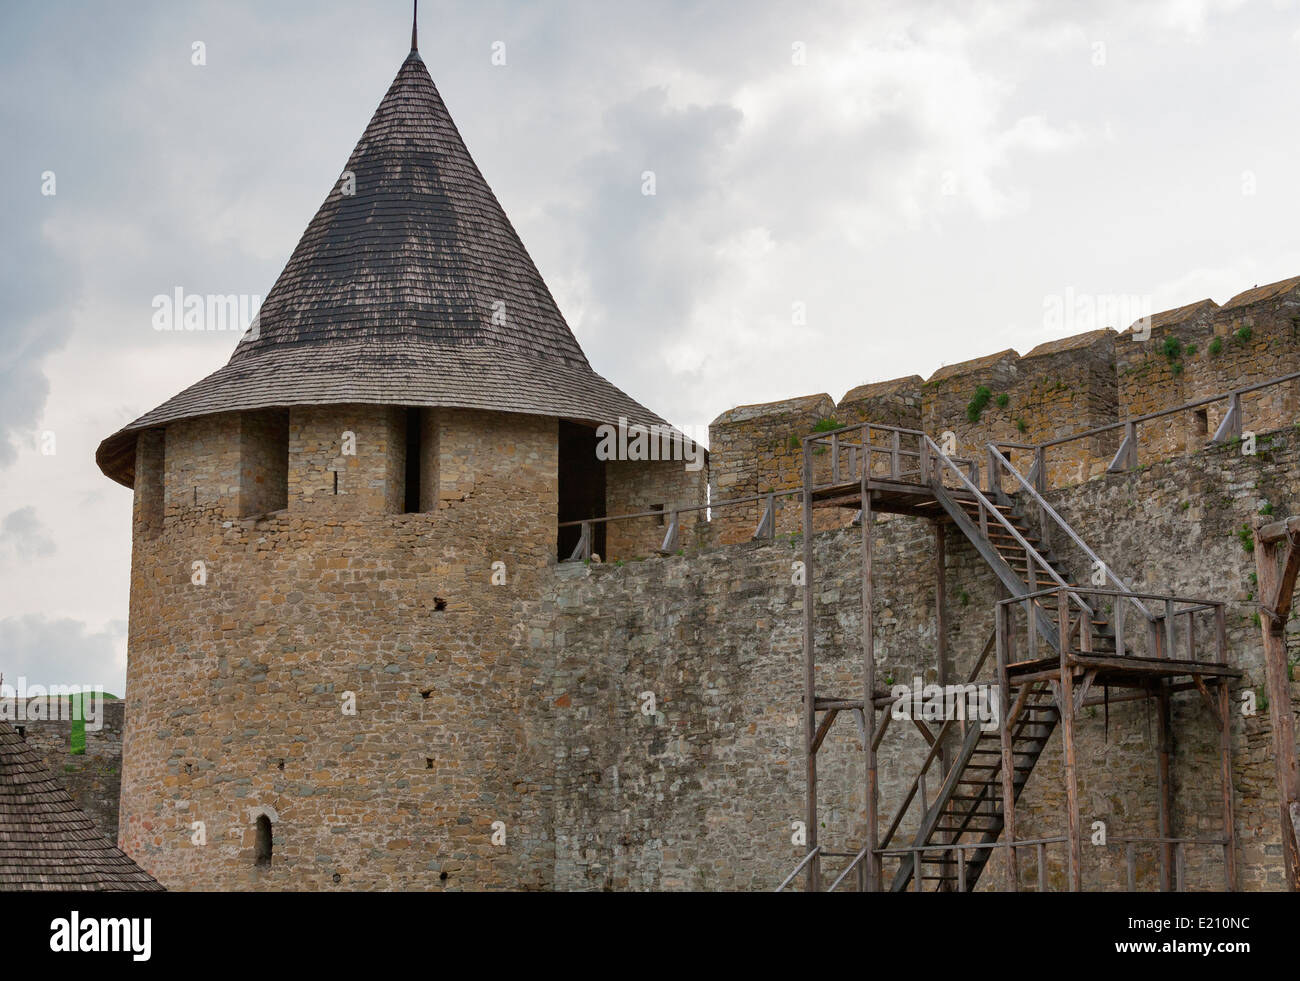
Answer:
539;425;1300;891
708;394;851;545
605;459;709;562
122;404;560;891
708;276;1300;507
0;700;124;843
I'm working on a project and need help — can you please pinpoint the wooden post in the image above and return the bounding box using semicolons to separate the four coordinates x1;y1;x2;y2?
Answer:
802;441;819;891
996;602;1020;891
862;468;879;891
1218;675;1238;891
1156;683;1174;892
1058;589;1082;891
936;524;949;779
1252;518;1300;890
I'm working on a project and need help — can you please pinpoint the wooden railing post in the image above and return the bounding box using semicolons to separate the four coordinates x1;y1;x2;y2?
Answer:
1059;588;1082;891
801;440;819;892
996;601;1019;892
658;511;680;555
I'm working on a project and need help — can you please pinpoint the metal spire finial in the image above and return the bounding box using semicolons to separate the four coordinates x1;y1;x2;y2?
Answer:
411;0;419;51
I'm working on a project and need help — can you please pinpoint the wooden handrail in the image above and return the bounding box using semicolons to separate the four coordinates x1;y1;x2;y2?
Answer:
775;846;822;892
987;444;1155;622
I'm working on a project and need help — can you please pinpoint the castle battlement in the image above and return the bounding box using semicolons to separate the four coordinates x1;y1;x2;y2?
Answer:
708;274;1300;541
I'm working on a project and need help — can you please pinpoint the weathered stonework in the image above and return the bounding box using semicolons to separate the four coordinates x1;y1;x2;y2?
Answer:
708;394;847;545
539;426;1300;891
112;275;1300;892
124;406;562;891
605;459;709;561
706;276;1300;511
0;701;124;844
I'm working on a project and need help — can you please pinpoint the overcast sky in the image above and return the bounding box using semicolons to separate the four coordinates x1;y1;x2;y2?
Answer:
3;0;1299;694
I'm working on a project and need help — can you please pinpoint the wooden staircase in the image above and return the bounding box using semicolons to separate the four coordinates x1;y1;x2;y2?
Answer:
778;422;1238;893
889;477;1117;891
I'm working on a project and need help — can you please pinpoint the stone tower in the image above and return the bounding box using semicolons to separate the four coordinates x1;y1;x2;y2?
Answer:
96;32;703;891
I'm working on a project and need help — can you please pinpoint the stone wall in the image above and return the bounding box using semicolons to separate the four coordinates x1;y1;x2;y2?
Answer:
605;459;708;562
0;700;124;843
538;424;1300;891
708;394;839;545
123;405;561;891
706;275;1300;510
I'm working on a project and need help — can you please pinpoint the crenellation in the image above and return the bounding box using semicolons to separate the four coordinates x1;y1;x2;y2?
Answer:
707;277;1300;504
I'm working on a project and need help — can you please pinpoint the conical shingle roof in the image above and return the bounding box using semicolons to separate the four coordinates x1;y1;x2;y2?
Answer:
97;48;675;486
0;720;163;891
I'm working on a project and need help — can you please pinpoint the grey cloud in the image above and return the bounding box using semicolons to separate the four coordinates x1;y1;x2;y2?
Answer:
0;507;56;560
0;615;126;695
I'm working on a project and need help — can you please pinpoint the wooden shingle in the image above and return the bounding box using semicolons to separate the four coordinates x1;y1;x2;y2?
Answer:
97;50;676;487
0;721;163;892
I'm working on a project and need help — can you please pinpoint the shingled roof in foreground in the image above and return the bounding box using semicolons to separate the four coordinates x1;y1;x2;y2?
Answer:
97;45;675;487
0;720;163;892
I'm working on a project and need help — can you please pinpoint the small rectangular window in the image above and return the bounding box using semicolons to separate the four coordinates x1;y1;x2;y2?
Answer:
239;410;289;517
1194;408;1208;437
404;408;422;514
136;429;165;538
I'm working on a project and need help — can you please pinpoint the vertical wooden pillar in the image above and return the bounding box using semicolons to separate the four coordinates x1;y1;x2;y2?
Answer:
996;601;1019;891
1058;590;1082;891
1217;676;1238;890
801;441;819;892
1253;521;1300;891
935;521;951;883
1156;682;1174;892
862;471;879;891
936;524;949;762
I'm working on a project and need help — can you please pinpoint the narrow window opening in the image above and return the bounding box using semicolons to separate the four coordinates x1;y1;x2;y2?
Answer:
651;503;665;526
433;597;447;612
137;429;165;539
238;409;289;517
557;421;607;559
255;815;273;867
426;758;434;770
333;470;339;495
1194;408;1209;437
404;407;423;514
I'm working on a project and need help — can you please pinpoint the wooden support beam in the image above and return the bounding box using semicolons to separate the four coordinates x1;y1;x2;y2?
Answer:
871;707;891;753
911;718;937;747
801;442;819;892
1156;683;1174;893
1072;669;1098;715
996;602;1020;891
936;522;950;780
1192;675;1223;730
1219;677;1238;891
811;708;840;754
1058;590;1082;891
1252;515;1300;891
862;466;879;891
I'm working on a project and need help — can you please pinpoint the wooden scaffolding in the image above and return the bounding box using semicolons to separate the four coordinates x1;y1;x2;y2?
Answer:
784;421;1241;892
